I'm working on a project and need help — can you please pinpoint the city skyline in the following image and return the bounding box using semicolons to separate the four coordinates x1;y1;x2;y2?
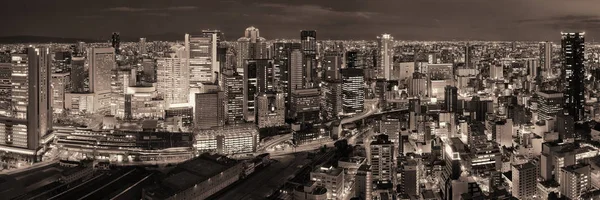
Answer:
1;0;600;41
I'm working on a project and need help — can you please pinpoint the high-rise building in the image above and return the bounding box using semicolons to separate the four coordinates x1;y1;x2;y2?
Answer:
444;86;458;112
157;45;189;108
560;164;591;200
540;41;552;71
289;48;304;92
111;32;120;54
464;44;471;68
70;56;87;93
368;134;395;182
301;30;317;87
341;68;365;114
323;52;341;81
139;37;147;55
377;34;394;80
0;63;12;117
256;92;285;128
290;88;320;123
223;72;244;125
400;159;419;197
185;32;219;86
273;42;301;117
51;72;69;114
254;59;275;94
536;90;563;121
346;51;359;69
322;80;342;121
243;60;260;122
194;91;225;130
561;32;585;122
237;27;268;73
511;162;537;199
0;47;52;159
88;47;115;114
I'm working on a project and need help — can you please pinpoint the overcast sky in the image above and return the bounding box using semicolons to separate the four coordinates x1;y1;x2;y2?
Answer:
2;0;600;41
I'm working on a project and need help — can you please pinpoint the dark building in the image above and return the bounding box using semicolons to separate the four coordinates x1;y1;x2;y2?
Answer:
223;72;245;125
561;32;585;122
291;88;320;123
111;32;120;54
323;52;342;81
444;86;458;112
194;92;225;130
322;80;342;121
346;51;359;68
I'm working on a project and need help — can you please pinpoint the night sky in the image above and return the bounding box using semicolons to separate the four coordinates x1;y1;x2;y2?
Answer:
2;0;600;41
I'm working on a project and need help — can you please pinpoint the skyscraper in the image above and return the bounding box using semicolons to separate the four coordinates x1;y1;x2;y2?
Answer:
256;92;285;128
111;32;120;54
237;27;268;74
540;41;552;71
301;30;317;87
139;37;147;55
255;59;275;94
223;71;244;125
368;134;395;182
377;34;394;80
194;91;225;130
341;68;365;114
464;43;471;68
561;32;585;122
322;80;342;121
323;52;341;81
0;47;52;159
345;50;359;69
0;63;11;117
157;45;189;108
244;60;259;122
289;48;304;93
444;86;458;112
70;56;87;93
88;47;115;114
185;33;219;86
511;162;537;199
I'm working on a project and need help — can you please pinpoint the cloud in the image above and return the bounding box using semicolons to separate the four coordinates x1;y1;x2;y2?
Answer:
76;15;104;19
105;6;198;12
256;3;376;24
166;6;198;11
144;13;170;17
105;7;151;12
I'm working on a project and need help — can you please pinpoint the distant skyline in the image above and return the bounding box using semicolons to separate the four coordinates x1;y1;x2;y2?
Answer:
2;0;600;41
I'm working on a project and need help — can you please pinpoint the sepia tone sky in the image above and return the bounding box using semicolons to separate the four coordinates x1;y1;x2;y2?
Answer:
2;0;599;41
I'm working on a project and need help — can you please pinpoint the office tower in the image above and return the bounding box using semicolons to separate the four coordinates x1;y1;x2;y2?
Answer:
139;37;147;55
0;63;11;116
322;80;342;121
289;48;304;92
444;86;458;112
464;44;471;68
355;165;373;200
185;33;219;86
525;58;539;80
290;88;320;123
377;34;394;80
301;30;317;87
0;47;52;158
243;60;260;122
400;159;419;197
490;65;503;80
141;58;155;83
51;72;69;114
408;72;427;97
237;27;268;73
540;41;552;71
346;50;359;68
341;68;365;114
536;90;563;121
256;92;285;128
512;162;536;199
194;91;225;130
368;134;395;182
70;56;87;93
560;164;591;200
88;47;115;114
111;32;120;54
223;72;244;125
323;52;341;81
561;32;585;122
157;45;189;108
253;59;275;93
